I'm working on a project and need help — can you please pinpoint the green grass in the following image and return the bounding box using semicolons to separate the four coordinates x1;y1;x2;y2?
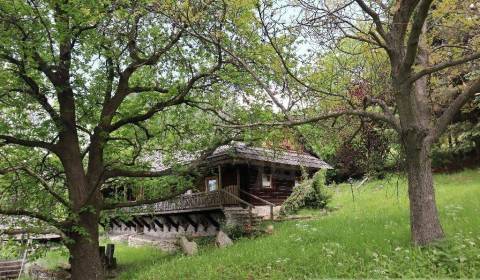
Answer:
39;169;480;279
34;248;69;270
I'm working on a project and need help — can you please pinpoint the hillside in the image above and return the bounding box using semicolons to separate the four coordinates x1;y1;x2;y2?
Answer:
39;169;480;279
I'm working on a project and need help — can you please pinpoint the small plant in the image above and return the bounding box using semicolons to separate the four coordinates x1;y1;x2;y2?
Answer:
220;223;246;240
195;236;216;247
0;240;19;260
280;170;332;215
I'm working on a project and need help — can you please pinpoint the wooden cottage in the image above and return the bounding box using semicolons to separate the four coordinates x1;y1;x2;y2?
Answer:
108;143;331;239
195;143;331;209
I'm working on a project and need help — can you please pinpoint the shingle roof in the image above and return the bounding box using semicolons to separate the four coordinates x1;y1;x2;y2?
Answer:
207;142;332;169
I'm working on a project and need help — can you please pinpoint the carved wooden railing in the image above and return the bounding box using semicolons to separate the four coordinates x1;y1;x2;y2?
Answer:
125;185;240;214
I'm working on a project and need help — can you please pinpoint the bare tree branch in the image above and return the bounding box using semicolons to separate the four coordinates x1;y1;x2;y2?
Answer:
0;207;63;229
401;0;434;73
354;0;388;42
100;28;185;126
0;134;57;152
409;52;480;83
218;108;400;131
21;167;71;209
257;4;343;98
432;77;480;142
0;52;61;127
127;86;169;94
0;166;70;209
108;51;223;132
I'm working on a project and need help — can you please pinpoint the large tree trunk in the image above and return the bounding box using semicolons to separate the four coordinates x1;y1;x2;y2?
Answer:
403;137;444;245
393;27;445;245
67;211;104;280
396;87;446;245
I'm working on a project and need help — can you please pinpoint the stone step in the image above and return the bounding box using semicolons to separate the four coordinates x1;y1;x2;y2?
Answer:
223;207;263;229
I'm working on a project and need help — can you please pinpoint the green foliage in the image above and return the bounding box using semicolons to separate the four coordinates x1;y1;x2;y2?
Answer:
219;220;263;240
220;223;245;240
0;0;267;232
279;170;331;216
0;240;20;260
431;121;480;170
33;246;70;270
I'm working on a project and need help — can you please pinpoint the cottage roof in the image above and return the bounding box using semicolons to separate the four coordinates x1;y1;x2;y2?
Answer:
207;142;332;169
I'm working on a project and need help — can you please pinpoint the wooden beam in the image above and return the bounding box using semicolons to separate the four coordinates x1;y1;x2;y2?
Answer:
125;220;136;230
153;218;164;231
218;165;222;190
141;217;153;231
206;213;220;230
164;215;178;231
177;215;190;232
236;166;241;189
198;215;210;230
132;217;146;233
185;214;199;232
111;218;122;228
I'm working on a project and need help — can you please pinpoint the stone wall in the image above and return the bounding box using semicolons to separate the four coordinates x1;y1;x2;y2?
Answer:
252;205;281;218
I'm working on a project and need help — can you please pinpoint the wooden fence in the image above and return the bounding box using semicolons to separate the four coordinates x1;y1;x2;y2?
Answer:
0;260;22;279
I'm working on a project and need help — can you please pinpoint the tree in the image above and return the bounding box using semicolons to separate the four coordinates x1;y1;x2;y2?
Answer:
201;0;480;245
0;1;240;279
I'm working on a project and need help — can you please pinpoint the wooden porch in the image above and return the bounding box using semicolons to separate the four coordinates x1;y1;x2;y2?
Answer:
109;185;275;237
124;185;243;215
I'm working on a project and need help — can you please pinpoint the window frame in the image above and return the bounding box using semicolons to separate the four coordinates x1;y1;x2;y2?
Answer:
261;172;273;189
205;176;219;192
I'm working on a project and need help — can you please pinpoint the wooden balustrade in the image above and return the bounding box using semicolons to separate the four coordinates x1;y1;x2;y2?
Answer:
0;260;22;279
125;185;240;214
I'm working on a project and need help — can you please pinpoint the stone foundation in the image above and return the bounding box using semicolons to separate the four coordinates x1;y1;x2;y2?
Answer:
107;214;220;252
127;234;178;252
108;222;218;239
252;205;281;219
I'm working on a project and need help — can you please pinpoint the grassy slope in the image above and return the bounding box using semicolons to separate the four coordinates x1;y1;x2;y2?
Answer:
39;169;480;279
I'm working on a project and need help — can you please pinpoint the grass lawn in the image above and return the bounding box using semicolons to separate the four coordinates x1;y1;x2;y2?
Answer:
39;169;480;279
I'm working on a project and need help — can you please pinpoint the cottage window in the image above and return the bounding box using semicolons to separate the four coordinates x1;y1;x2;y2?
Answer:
205;177;218;192
262;173;272;188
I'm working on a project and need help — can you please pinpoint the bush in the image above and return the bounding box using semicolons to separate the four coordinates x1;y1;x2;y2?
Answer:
0;240;22;260
326;123;392;184
280;170;332;215
220;223;245;240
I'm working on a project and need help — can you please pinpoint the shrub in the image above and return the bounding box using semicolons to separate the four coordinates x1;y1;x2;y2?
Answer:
220;223;256;240
221;223;243;239
280;170;332;215
0;240;19;260
326;123;392;184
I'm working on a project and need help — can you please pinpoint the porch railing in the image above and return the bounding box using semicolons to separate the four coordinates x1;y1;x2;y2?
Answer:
125;185;240;214
240;189;275;220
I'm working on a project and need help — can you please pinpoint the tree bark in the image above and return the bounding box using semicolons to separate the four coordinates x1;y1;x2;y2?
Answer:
390;21;445;245
403;137;444;245
67;211;104;280
395;80;446;245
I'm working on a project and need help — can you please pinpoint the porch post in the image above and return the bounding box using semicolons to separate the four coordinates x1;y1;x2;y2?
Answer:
218;165;222;190
235;165;240;196
236;166;240;189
